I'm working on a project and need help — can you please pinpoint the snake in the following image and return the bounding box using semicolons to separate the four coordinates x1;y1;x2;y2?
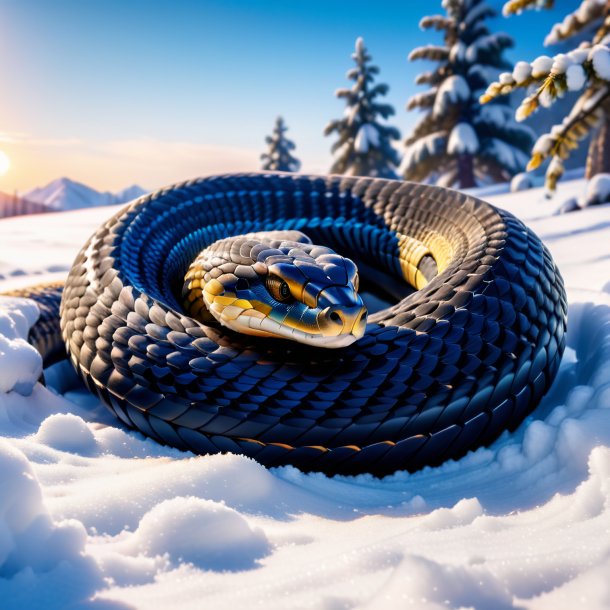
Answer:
7;173;567;476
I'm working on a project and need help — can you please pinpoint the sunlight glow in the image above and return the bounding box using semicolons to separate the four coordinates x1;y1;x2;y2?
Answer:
0;151;10;176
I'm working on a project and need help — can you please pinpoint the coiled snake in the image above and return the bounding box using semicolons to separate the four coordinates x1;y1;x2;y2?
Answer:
12;173;567;476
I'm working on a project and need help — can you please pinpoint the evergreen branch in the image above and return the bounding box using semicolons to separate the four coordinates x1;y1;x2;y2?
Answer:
408;45;450;62
528;87;610;190
480;46;610;114
419;15;454;31
593;13;610;44
415;70;445;86
406;90;437;111
503;0;553;17
545;0;606;45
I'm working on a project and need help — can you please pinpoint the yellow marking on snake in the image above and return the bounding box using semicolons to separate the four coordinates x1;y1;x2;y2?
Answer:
213;295;238;306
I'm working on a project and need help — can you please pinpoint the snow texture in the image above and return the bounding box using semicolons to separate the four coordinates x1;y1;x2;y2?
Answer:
545;0;606;46
510;172;534;192
590;45;610;80
447;122;479;154
582;173;610;207
1;177;610;608
354;123;380;154
0;298;41;395
432;75;470;117
531;55;554;78
512;61;532;84
566;64;587;91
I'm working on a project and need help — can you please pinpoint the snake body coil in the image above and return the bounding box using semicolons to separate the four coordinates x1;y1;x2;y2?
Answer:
24;173;566;476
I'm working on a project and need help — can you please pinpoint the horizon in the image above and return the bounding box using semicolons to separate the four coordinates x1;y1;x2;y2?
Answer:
0;0;574;194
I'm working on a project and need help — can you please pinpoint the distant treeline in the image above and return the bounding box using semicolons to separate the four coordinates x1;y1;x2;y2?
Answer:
0;193;55;219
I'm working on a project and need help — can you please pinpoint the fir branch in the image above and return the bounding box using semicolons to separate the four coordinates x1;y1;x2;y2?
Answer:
503;0;553;17
408;45;450;62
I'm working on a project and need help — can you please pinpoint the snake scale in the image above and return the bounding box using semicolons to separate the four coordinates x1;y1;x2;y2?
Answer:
13;173;567;476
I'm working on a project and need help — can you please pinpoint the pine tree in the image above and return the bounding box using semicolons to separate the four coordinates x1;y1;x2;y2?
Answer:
260;116;301;172
324;37;401;179
403;0;535;189
481;0;610;191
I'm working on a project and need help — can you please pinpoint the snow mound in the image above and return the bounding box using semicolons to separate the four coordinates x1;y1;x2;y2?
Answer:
510;172;534;192
0;297;41;395
366;553;514;610
0;440;87;576
583;173;610;206
127;497;270;571
557;173;610;213
36;413;97;455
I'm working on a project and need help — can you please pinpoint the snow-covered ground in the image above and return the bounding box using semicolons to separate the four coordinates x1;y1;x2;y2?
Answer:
0;177;609;609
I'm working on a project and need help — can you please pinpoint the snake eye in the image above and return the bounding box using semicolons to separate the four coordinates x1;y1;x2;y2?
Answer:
266;275;293;303
353;273;360;292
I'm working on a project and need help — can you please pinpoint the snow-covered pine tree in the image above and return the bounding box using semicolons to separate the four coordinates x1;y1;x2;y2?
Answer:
324;37;401;179
260;116;301;172
403;0;535;189
481;0;610;191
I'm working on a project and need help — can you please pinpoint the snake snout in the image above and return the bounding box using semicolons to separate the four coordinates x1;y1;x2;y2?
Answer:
318;305;368;338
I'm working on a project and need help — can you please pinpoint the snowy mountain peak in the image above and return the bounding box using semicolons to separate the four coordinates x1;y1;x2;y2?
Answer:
24;178;148;211
115;184;148;202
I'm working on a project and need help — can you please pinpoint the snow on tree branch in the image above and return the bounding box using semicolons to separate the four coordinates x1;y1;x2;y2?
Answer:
488;0;610;192
502;0;553;17
545;0;606;45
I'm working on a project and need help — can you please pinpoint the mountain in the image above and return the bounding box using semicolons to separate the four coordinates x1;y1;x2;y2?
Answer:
114;184;148;203
24;178;147;211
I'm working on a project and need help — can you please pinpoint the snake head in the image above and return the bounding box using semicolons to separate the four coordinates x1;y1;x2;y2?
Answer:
183;231;367;348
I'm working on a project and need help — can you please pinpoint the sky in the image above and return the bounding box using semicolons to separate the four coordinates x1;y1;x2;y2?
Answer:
0;0;575;194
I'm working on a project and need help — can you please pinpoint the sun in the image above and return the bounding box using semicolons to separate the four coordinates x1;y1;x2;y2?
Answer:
0;150;10;176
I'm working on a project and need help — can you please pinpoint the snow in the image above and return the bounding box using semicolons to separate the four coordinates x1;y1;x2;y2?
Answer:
512;61;532;84
545;0;606;46
582;173;610;206
0;298;42;395
1;176;610;608
354;123;379;154
510;172;534;192
566;64;587;91
531;55;554;78
447;122;479;154
35;413;97;454
485;138;529;174
464;33;511;64
432;74;469;116
449;41;465;63
532;133;554;156
125;497;270;571
590;44;610;80
551;53;572;75
401;131;446;171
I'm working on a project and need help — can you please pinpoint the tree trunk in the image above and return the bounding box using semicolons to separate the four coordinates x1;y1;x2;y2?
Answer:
457;154;476;189
586;114;610;179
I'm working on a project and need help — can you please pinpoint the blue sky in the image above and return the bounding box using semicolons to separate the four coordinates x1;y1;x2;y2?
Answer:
0;0;575;192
